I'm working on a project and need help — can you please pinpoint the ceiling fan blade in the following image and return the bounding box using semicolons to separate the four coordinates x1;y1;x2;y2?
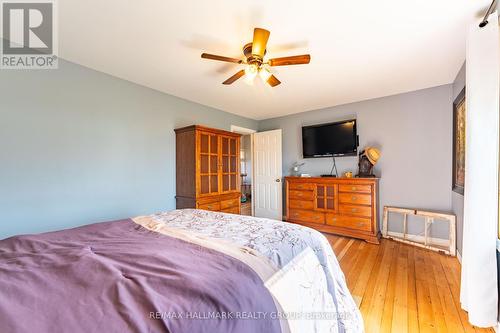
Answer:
268;54;311;66
222;70;246;85
201;53;243;64
267;74;281;87
252;28;270;58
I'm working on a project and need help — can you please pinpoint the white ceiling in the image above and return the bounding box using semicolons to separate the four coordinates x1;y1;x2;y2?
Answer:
59;0;491;120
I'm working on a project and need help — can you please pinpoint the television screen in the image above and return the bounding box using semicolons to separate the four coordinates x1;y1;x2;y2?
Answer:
302;120;358;158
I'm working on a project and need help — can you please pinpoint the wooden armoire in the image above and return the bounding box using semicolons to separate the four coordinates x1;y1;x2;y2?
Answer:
175;125;241;214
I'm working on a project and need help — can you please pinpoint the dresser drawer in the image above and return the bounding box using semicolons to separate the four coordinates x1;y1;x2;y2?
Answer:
338;193;372;205
289;199;314;210
289;182;315;191
289;190;314;200
338;184;372;194
221;206;240;214
339;204;372;218
197;196;220;205
288;209;325;225
198;202;221;211
325;214;372;232
220;198;240;210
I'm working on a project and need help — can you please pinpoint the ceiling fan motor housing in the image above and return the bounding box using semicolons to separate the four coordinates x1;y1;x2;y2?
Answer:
243;43;265;66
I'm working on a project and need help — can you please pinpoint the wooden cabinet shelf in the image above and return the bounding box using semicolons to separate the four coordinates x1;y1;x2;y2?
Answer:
175;125;241;214
285;176;380;244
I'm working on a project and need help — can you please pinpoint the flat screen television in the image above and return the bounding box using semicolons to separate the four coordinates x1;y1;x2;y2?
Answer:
302;119;358;158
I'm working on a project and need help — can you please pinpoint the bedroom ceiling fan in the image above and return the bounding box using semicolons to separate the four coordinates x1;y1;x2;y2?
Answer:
201;28;311;87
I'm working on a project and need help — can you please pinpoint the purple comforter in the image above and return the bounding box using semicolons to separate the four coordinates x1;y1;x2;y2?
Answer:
0;219;281;333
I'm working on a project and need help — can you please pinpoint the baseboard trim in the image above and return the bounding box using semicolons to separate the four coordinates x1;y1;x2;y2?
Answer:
456;250;462;264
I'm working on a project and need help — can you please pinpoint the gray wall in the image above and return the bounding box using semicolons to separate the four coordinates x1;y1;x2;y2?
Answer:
259;85;454;238
0;59;257;239
451;62;466;255
0;56;459;242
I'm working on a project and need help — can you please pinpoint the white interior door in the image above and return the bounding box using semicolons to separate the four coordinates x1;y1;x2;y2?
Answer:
253;129;282;220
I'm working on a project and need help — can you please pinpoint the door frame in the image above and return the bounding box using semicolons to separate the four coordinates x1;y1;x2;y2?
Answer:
231;125;257;215
230;125;256;135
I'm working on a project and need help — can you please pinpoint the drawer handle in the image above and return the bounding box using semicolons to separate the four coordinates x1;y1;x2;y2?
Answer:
207;205;213;209
352;196;357;201
351;208;358;213
313;216;320;220
293;213;299;217
357;222;364;227
332;218;337;222
298;185;303;189
351;187;357;191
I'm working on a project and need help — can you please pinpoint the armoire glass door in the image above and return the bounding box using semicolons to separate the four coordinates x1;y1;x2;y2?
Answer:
221;136;239;193
199;131;219;195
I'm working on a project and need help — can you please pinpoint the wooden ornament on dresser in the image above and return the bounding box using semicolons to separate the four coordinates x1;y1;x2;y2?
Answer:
285;177;380;244
175;125;241;214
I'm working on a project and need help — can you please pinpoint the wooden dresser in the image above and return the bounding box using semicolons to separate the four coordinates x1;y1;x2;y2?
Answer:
285;177;380;244
175;125;241;214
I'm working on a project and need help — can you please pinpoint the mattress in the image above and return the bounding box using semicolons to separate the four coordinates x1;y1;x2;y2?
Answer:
0;209;363;333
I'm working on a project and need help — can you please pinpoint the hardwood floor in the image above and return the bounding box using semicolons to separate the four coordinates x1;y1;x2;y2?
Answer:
326;235;495;333
241;200;252;216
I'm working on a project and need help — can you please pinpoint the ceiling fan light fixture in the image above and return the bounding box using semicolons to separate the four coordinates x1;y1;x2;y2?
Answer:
244;64;259;82
259;67;272;82
245;64;258;76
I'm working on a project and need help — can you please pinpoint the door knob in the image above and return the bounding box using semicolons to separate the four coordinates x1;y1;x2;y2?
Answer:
275;179;281;182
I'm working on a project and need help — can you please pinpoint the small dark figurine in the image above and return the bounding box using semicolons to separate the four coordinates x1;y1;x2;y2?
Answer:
356;147;381;177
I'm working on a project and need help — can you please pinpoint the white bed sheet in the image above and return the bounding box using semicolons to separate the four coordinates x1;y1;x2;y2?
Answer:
134;209;364;333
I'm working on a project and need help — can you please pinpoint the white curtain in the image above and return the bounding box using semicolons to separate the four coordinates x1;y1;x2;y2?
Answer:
460;12;499;327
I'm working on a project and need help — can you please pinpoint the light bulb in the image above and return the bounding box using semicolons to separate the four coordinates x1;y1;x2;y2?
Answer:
244;64;258;85
244;64;258;80
259;67;272;82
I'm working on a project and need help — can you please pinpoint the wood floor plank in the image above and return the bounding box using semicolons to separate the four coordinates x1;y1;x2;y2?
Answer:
357;240;387;306
332;237;349;253
362;241;396;332
351;242;382;300
437;255;494;333
443;252;485;333
325;234;339;246
391;243;409;333
429;251;465;333
380;242;400;332
337;238;356;262
421;250;448;333
407;246;420;333
344;241;370;289
338;240;363;283
327;236;495;333
439;255;476;333
414;248;437;332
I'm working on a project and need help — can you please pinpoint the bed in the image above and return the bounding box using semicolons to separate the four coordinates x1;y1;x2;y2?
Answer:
0;209;363;333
